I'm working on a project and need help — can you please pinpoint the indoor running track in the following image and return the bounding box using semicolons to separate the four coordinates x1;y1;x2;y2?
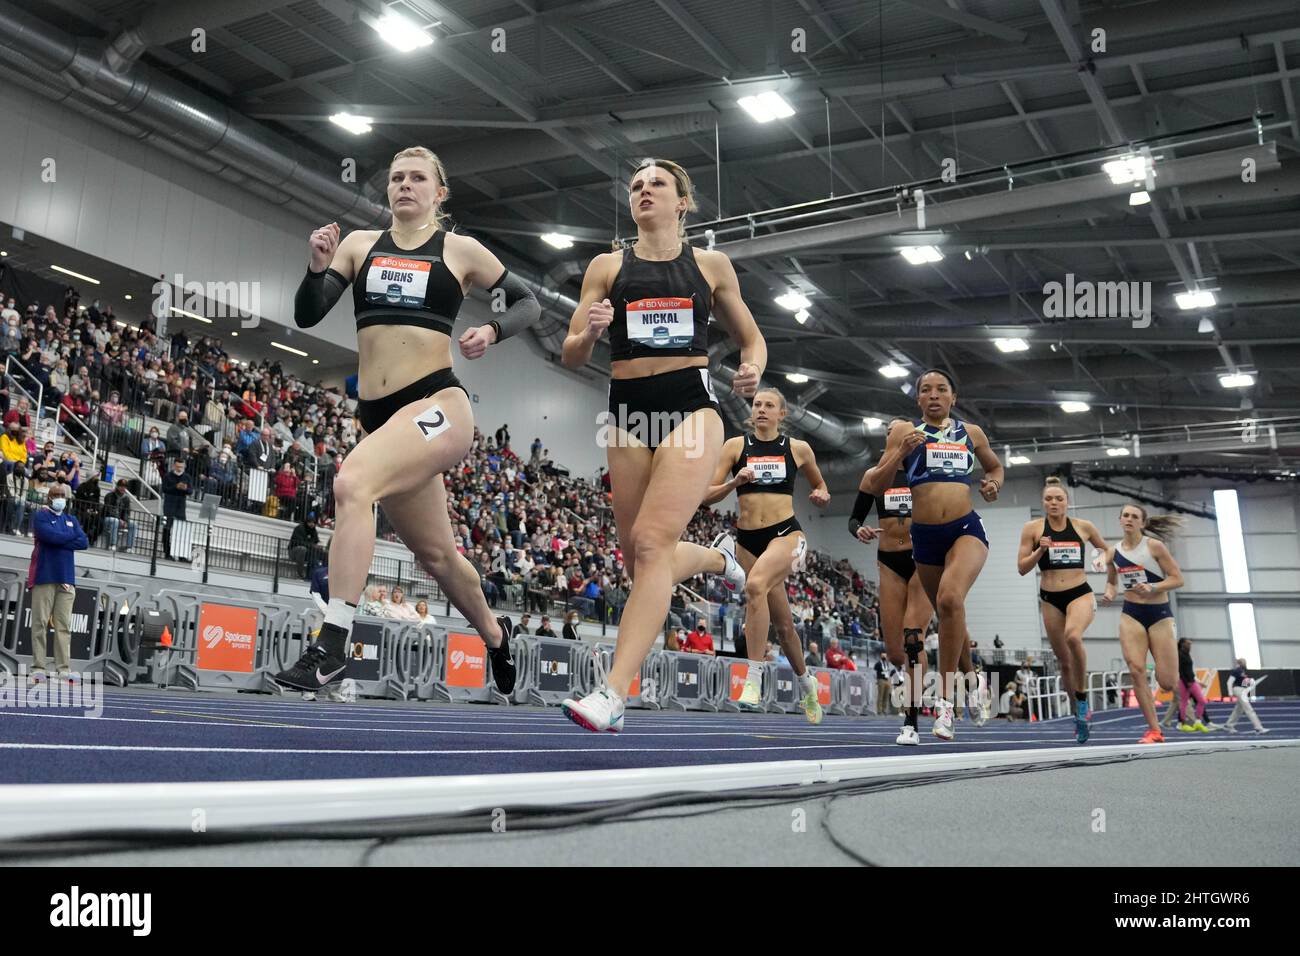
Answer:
1;688;1298;785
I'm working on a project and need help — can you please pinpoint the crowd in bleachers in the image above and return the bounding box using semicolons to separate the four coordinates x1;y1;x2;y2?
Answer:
0;284;881;652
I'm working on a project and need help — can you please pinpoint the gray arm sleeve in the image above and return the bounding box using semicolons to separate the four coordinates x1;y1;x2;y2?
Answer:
485;269;541;341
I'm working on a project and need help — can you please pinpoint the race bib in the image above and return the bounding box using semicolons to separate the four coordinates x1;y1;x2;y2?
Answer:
1048;542;1082;566
366;256;431;308
883;488;911;516
925;442;970;476
1117;564;1146;590
747;455;786;484
626;297;694;348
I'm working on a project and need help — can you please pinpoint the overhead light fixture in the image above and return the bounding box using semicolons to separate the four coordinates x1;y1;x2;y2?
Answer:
900;246;944;265
541;232;574;249
371;12;433;51
863;417;883;430
1102;154;1150;185
879;364;908;379
272;341;309;357
785;372;809;384
1059;401;1090;413
1106;447;1131;457
774;292;811;311
1198;316;1215;334
1219;372;1255;389
963;250;972;261
169;306;211;324
1008;455;1031;465
1176;289;1216;310
231;332;238;337
123;294;132;301
51;264;100;285
0;251;7;257
1129;190;1150;206
794;309;810;325
994;337;1028;353
329;112;373;135
737;91;795;123
312;359;320;365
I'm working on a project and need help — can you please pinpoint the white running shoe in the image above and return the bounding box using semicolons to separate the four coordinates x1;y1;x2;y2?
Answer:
1255;727;1272;735
932;699;955;741
301;691;317;701
896;724;920;746
737;680;763;712
790;535;808;573
562;687;625;733
710;533;746;593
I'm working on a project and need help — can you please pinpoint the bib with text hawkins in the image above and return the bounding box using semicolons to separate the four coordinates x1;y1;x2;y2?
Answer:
1037;517;1085;571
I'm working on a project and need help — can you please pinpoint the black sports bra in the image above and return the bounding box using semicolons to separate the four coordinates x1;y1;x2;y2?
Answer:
733;433;797;497
607;244;712;360
352;229;464;335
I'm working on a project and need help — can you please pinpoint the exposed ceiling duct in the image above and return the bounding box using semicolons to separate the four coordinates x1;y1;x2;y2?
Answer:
0;1;389;230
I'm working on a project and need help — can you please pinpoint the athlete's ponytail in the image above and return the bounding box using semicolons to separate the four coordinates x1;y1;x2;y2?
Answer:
1125;502;1185;541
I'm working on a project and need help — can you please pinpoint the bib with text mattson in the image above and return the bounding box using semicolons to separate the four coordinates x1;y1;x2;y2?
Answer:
883;488;912;515
626;297;694;348
366;256;431;308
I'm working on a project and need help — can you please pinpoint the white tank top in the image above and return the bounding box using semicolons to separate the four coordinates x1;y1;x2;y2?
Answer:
1113;536;1165;592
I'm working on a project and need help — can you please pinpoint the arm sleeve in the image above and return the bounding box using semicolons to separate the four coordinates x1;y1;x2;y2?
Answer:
847;490;875;537
294;268;349;329
485;270;541;341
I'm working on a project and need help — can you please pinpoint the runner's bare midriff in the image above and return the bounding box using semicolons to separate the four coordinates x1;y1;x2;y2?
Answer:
610;355;709;380
737;492;795;531
911;482;973;525
357;325;453;400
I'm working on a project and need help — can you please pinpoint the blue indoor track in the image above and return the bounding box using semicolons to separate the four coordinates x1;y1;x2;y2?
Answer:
3;687;1297;786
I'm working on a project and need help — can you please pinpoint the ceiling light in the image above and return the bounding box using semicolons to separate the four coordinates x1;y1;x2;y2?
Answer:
231;332;238;337
1009;455;1031;465
737;91;795;123
371;12;433;51
879;364;908;379
1198;316;1215;334
312;359;320;365
272;341;309;357
541;233;574;249
964;250;972;260
169;306;211;324
1106;447;1131;457
775;292;811;311
51;264;100;285
1176;290;1216;310
785;373;809;384
1059;401;1090;413
900;246;943;265
329;113;373;135
1129;190;1150;205
794;309;809;325
1219;372;1255;389
0;251;7;257
123;294;132;301
1102;154;1149;185
994;337;1028;353
863;417;883;430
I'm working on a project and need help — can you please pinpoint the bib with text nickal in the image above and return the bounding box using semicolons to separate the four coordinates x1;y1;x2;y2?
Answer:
626;297;694;348
366;256;431;308
883;488;912;516
924;441;972;476
747;455;787;484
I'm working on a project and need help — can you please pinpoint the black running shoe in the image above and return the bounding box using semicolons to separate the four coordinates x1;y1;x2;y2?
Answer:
487;616;516;695
274;642;347;691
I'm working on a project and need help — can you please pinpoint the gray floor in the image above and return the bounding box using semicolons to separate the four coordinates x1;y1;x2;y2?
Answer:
9;745;1296;866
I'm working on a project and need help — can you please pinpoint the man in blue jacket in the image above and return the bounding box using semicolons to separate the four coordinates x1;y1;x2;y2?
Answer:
27;482;89;679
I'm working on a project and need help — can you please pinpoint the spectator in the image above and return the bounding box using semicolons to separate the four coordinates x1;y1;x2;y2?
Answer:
385;586;422;622
664;627;682;651
970;640;983;670
361;584;389;617
165;409;195;455
26;482;89;680
1008;684;1028;721
805;641;822;668
1;421;27;477
562;610;580;641
536;615;555;637
514;613;532;638
993;634;1004;649
1175;638;1214;733
1225;658;1269;735
874;651;895;714
415;599;437;626
71;473;101;544
4;397;31;432
825;637;857;671
140;426;165;462
288;512;320;577
92;477;135;552
274;461;300;522
243;425;277;472
309;561;330;609
160;457;191;523
207;444;238;498
682;620;715;656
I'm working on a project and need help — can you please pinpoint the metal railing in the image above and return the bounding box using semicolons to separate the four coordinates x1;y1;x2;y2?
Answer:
5;356;43;417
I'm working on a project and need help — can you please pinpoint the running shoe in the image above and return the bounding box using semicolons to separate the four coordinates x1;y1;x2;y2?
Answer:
275;641;347;691
1255;727;1272;736
1075;698;1090;744
1139;728;1164;744
790;535;809;573
932;698;955;741
798;675;823;725
1196;721;1217;733
709;532;746;593
896;724;920;746
562;687;625;733
738;679;763;712
301;691;317;701
1223;725;1239;735
1178;722;1198;733
487;616;516;695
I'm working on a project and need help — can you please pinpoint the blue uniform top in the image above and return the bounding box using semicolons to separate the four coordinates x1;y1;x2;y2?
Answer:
902;418;977;488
